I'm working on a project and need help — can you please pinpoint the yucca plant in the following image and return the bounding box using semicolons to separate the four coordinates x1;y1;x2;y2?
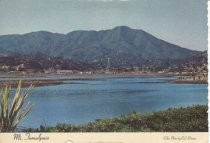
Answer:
0;80;34;132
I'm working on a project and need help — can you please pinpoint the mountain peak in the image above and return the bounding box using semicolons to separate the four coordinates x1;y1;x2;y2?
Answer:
113;26;132;31
24;31;54;36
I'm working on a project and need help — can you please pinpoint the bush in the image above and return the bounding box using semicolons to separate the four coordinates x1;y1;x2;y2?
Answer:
0;81;34;132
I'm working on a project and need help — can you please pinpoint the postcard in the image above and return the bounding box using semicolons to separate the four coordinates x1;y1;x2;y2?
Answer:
0;0;208;143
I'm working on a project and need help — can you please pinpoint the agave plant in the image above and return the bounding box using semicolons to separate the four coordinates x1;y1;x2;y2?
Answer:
0;80;34;132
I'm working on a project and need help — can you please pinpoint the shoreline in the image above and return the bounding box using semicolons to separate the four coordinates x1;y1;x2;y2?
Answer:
0;80;64;88
171;80;208;84
0;72;177;78
0;73;207;87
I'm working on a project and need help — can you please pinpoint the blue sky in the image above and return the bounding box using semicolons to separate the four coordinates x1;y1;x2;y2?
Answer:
0;0;207;51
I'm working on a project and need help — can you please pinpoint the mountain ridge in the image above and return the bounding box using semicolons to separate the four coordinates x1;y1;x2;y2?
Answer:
0;26;199;68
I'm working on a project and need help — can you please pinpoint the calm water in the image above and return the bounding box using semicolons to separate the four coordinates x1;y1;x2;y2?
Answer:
6;76;207;128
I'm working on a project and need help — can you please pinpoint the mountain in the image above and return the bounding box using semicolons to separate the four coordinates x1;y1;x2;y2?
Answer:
176;50;207;73
0;26;199;69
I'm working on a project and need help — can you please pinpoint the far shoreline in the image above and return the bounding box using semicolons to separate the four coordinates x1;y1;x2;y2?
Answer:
0;72;179;78
170;80;208;84
0;72;207;87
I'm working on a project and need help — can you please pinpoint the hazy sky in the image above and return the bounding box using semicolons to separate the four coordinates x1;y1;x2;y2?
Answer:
0;0;207;51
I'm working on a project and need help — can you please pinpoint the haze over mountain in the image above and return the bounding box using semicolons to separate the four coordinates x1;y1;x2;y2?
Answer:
0;26;199;68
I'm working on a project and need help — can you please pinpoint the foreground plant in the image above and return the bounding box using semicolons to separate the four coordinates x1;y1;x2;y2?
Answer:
0;81;34;132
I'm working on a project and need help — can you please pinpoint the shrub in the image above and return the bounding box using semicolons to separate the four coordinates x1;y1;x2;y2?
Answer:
0;81;34;132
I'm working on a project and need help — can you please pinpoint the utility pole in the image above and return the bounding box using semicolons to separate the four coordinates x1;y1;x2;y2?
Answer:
106;57;110;71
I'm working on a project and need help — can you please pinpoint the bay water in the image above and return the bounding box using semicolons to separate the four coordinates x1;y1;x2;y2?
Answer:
4;76;206;128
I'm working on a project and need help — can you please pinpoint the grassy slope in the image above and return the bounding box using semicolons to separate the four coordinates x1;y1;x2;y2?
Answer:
26;105;208;132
